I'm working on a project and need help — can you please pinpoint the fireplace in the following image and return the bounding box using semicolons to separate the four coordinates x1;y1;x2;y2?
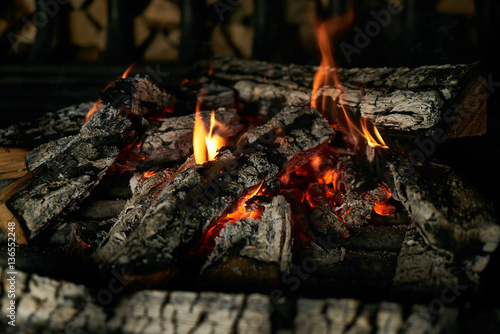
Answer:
1;0;500;333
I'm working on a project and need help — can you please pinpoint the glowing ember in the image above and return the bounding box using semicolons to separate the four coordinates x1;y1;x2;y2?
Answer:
193;102;228;164
374;185;396;216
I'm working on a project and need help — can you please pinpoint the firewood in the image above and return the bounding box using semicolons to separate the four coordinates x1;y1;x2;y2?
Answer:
93;156;196;264
197;57;486;137
102;106;335;282
6;106;147;241
392;227;468;298
26;108;241;172
200;195;293;287
0;102;92;149
386;160;500;282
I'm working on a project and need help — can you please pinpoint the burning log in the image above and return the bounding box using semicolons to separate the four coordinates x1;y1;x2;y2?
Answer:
200;195;293;288
26;108;241;172
198;57;487;137
93;156;196;264
5;106;147;241
102;106;335;282
386;160;500;282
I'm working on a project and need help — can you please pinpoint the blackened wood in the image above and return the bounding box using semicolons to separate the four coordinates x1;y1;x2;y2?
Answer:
100;75;174;117
103;106;334;280
26;108;240;172
200;195;293;287
200;57;486;137
0;102;92;149
392;227;468;298
7;106;145;240
121;108;241;171
386;160;500;280
93;157;195;265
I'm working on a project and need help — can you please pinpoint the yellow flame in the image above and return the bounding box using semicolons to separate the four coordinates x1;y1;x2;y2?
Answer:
193;104;227;164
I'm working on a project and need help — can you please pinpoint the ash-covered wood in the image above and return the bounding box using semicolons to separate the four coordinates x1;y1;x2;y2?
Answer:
0;102;92;149
1;268;496;334
7;106;146;240
100;74;174;117
198;57;486;137
200;195;293;287
119;108;241;171
386;160;500;281
26;108;241;173
93;156;196;265
392;227;467;298
103;106;334;281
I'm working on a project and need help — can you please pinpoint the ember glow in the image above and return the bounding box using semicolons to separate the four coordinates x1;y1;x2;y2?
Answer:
85;61;137;122
193;103;227;164
373;184;396;216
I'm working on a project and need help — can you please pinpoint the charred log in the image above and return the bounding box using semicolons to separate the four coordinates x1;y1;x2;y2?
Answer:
197;57;486;137
386;159;500;282
7;106;147;240
200;195;293;288
102;106;335;282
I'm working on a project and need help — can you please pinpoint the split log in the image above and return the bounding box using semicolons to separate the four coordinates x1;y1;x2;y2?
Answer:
198;57;487;137
6;105;147;241
0;269;494;333
93;156;195;264
200;195;293;288
103;106;335;282
386;159;500;282
0;102;92;149
0;147;28;180
392;227;469;298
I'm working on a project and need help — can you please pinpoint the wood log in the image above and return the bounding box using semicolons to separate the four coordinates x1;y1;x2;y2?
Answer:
197;57;487;137
6;105;147;241
386;159;500;282
26;108;241;172
103;106;335;282
392;227;469;298
0;147;28;180
200;195;293;288
0;102;92;149
0;269;494;333
93;156;196;264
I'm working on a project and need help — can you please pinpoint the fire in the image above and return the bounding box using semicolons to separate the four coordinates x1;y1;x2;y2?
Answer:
311;12;388;150
373;184;396;216
193;103;227;164
226;180;265;221
85;61;137;122
143;170;156;179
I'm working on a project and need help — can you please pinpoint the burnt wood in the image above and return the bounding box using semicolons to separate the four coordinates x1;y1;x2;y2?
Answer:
197;57;487;137
2;268;492;334
7;106;146;240
102;106;335;282
386;159;500;282
200;195;293;288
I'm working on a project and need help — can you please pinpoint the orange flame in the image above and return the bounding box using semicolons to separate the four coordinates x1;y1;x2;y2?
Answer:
193;103;227;164
374;185;396;216
226;180;265;221
311;11;388;150
143;170;156;179
85;61;137;122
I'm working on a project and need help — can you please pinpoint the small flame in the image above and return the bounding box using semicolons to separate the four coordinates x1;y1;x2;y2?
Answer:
85;61;137;122
311;11;388;151
193;103;227;164
143;170;156;179
226;180;265;221
374;185;396;216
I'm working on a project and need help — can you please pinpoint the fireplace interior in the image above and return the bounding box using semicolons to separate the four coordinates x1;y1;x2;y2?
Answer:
1;0;500;333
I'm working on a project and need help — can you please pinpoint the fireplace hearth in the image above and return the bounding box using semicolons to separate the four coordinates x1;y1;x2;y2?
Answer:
1;0;500;333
